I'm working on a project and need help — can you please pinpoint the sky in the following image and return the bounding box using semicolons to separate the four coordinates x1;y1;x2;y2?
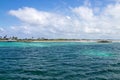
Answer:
0;0;120;39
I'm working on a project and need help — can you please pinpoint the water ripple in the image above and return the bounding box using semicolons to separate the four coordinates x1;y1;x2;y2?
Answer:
0;42;120;79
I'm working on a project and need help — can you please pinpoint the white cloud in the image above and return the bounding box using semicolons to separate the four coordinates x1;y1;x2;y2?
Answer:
9;7;70;27
0;27;4;32
6;2;120;39
72;6;95;21
84;27;100;33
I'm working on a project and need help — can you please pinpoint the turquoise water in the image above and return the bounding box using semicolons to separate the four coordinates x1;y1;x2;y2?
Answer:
0;42;120;80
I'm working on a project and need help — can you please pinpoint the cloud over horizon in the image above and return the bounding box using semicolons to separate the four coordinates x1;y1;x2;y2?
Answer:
2;1;120;39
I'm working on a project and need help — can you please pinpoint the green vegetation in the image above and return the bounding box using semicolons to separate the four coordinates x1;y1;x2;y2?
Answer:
97;40;112;43
0;35;113;42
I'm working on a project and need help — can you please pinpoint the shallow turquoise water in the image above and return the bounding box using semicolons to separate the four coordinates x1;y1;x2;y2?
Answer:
0;42;120;80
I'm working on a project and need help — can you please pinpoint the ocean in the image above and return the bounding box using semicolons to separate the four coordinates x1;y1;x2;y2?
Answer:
0;42;120;80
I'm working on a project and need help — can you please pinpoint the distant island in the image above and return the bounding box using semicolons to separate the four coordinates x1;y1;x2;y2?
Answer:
0;35;118;43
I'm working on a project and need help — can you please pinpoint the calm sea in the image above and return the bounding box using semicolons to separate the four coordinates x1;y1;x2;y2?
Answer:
0;42;120;80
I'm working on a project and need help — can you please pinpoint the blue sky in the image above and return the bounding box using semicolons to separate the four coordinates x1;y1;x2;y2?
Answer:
0;0;120;39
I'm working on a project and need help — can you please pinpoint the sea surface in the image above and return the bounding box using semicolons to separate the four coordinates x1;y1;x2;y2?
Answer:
0;42;120;80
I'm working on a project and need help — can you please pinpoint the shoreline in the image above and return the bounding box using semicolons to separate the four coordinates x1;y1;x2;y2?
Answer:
0;39;116;42
0;40;95;42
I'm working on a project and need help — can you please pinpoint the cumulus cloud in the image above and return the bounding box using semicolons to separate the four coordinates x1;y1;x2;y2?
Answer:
9;7;70;27
7;2;120;39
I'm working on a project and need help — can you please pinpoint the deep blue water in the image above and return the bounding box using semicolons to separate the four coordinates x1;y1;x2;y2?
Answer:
0;42;120;80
